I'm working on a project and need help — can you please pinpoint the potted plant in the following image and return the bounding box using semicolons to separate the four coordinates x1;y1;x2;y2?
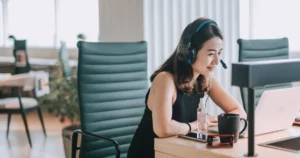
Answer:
38;61;80;158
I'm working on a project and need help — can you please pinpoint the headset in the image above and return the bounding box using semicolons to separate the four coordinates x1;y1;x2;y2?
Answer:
177;19;227;69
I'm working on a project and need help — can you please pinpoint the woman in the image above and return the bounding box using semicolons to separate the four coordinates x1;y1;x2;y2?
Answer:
127;17;247;158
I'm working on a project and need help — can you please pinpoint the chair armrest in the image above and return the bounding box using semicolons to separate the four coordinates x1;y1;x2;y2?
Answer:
71;129;120;158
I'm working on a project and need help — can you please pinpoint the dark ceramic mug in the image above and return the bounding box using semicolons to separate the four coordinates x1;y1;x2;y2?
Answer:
218;113;247;143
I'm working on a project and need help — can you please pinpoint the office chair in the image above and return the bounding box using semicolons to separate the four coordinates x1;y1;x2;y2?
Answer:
237;37;292;113
72;41;148;158
12;40;31;74
0;73;47;148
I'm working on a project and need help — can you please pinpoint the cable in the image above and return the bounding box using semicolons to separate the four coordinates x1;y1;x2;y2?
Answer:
205;94;210;109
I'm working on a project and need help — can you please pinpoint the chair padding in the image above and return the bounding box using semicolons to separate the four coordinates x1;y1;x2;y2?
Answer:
0;97;38;109
77;41;148;158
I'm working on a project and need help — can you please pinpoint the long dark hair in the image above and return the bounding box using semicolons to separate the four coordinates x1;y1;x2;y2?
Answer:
150;18;223;95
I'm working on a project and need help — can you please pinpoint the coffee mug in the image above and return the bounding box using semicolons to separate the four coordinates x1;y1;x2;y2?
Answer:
218;113;247;143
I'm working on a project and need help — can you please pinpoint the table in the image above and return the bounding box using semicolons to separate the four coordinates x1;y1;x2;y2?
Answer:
0;72;50;97
155;126;300;158
0;56;77;73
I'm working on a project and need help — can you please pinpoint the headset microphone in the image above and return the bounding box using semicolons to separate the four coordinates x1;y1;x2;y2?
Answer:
220;60;227;69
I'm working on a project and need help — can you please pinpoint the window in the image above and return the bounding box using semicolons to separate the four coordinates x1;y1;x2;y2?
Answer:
1;0;99;48
7;0;55;47
57;0;99;47
0;1;3;46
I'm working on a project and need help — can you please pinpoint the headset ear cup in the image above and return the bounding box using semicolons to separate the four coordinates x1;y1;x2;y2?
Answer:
177;44;190;63
188;48;196;64
177;51;186;61
187;58;192;65
187;42;196;64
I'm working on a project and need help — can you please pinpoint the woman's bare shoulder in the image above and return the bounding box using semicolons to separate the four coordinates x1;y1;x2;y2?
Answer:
150;72;175;92
154;71;174;81
152;72;175;87
148;72;177;110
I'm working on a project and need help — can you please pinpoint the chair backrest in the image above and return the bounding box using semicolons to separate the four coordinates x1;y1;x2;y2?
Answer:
77;41;148;158
237;37;292;113
13;40;31;74
58;41;71;77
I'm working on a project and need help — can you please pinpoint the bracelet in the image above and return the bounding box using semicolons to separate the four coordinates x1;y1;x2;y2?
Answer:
185;122;191;132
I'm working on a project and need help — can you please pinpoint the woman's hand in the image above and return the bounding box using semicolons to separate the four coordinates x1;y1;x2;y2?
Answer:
190;121;198;131
190;114;218;132
207;114;218;127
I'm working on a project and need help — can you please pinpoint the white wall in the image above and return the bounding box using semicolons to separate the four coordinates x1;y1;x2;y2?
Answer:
144;0;241;115
98;0;144;42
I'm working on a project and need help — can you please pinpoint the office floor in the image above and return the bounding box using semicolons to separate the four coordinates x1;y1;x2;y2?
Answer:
0;111;71;158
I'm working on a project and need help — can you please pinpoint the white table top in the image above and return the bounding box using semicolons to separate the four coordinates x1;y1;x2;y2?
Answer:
0;72;50;96
0;56;77;67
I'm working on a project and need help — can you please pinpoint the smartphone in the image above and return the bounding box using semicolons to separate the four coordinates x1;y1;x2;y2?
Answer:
178;132;210;143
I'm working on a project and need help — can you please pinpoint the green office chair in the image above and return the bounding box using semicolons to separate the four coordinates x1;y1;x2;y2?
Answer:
237;37;292;113
72;41;148;158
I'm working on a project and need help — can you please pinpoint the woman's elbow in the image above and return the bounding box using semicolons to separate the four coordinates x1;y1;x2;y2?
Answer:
154;126;172;138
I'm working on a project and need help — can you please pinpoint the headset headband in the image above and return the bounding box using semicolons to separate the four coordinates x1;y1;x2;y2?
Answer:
196;20;217;32
181;19;217;46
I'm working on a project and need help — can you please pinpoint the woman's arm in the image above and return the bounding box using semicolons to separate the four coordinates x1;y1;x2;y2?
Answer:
148;72;197;138
208;75;247;119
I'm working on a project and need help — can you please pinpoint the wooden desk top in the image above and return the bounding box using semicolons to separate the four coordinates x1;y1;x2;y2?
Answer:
155;126;300;158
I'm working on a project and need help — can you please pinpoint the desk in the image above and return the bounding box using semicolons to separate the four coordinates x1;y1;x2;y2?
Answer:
155;126;300;158
0;56;77;73
0;72;49;97
0;73;35;89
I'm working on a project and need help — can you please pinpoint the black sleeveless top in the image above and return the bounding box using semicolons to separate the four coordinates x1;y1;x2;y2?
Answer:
127;88;204;158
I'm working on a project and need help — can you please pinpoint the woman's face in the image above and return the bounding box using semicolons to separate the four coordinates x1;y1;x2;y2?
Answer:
191;37;223;77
